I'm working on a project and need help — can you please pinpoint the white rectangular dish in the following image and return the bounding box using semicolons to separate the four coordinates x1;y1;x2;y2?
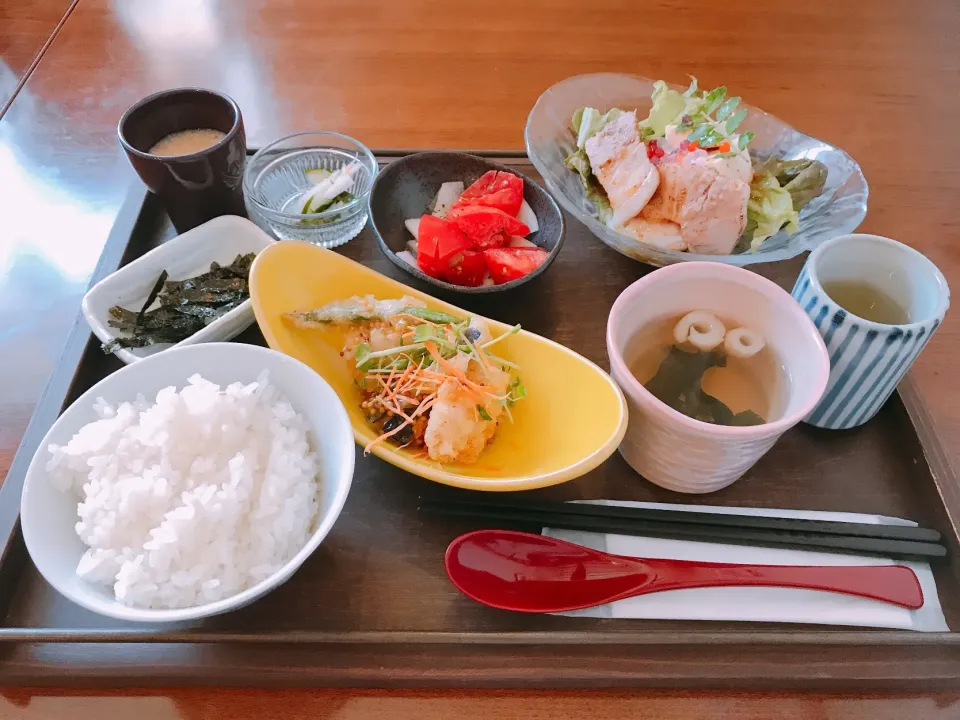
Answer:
81;215;274;364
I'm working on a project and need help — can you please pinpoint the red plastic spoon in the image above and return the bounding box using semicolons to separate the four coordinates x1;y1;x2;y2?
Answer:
444;529;924;612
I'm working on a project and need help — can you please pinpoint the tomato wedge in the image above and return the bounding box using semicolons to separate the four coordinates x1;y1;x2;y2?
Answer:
482;247;549;285
417;214;471;279
453;170;524;216
448;206;530;249
444;249;488;286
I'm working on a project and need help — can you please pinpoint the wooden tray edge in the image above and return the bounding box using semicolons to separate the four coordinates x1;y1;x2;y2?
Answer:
898;375;960;556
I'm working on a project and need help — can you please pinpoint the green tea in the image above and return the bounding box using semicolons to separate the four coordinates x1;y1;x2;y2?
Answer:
821;280;909;325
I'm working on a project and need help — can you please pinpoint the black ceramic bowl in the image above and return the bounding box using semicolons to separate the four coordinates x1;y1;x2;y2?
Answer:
369;152;565;294
118;87;247;233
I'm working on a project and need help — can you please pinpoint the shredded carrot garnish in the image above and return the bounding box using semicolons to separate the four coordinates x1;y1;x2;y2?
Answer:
384;364;398;388
424;343;489;400
394;363;414;390
395;363;421;392
363;418;411;452
456;327;495;376
326;305;526;462
378;367;401;406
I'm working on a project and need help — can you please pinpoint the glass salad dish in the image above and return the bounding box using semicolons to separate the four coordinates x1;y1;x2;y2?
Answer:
243;132;378;248
525;73;868;267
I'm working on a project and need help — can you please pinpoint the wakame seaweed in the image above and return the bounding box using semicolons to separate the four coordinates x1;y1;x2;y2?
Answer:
644;345;765;426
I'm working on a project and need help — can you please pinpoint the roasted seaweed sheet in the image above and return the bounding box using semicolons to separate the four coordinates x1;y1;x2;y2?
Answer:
101;253;254;354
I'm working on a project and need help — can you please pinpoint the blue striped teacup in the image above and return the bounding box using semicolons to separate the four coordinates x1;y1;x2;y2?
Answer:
792;234;950;430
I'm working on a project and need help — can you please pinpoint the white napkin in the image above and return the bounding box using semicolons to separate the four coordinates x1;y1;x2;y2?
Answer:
543;500;948;631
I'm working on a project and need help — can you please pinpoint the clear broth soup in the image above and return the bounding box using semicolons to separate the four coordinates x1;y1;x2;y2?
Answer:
626;315;789;426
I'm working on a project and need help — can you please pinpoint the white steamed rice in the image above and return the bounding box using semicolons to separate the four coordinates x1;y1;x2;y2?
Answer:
46;372;320;610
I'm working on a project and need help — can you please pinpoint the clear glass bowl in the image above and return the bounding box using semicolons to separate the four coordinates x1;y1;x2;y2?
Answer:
525;73;869;267
243;132;378;248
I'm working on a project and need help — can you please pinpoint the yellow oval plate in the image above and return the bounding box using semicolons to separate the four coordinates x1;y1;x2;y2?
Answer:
250;241;627;491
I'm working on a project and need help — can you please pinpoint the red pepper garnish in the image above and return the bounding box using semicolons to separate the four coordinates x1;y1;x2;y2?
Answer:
718;141;731;153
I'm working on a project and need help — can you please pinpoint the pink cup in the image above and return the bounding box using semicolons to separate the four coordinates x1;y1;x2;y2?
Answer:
606;263;830;493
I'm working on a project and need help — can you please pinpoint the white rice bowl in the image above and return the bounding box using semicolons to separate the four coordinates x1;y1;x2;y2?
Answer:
20;343;354;623
47;373;320;609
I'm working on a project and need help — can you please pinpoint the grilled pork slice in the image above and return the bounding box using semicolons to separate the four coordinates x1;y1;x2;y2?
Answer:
584;112;659;228
641;157;749;255
623;218;686;252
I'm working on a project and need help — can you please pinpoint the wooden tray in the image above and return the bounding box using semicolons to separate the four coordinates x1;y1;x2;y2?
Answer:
1;152;959;690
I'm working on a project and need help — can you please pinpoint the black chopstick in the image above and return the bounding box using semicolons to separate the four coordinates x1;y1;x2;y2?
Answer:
419;502;948;561
420;497;941;543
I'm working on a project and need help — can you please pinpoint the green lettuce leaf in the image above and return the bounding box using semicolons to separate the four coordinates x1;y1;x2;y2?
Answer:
571;107;625;148
563;148;613;224
751;157;829;211
570;108;584;135
563;147;591;183
565;109;619;224
747;171;800;250
638;81;687;139
575;107;602;148
782;161;828;211
583;182;613;224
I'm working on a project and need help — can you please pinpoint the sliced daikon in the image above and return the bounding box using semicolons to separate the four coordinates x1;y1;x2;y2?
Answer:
508;235;538;249
404;218;421;238
430;181;464;218
301;162;358;213
406;239;419;255
397;250;418;269
305;168;332;184
517;199;538;232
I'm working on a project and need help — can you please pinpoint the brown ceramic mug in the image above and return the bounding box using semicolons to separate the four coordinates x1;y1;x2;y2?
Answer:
118;87;247;233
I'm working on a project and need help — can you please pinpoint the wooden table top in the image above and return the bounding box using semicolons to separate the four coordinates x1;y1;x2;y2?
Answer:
1;0;959;714
1;689;959;719
0;0;76;113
